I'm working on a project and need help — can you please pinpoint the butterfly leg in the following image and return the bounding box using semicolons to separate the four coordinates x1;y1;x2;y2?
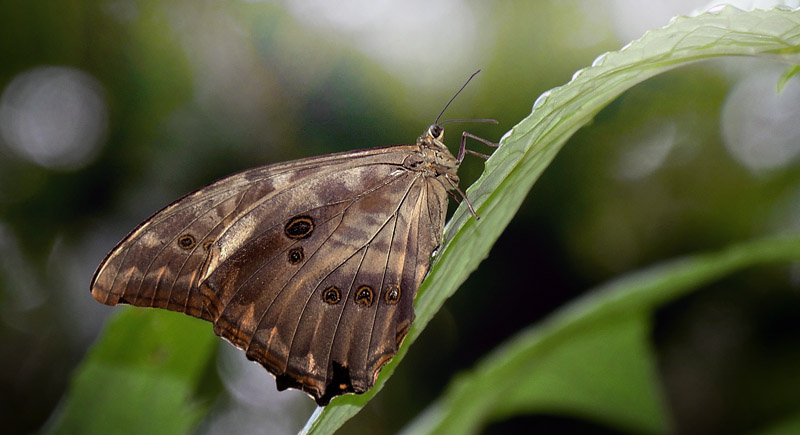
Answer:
457;132;499;163
455;185;479;220
445;174;480;220
446;189;462;204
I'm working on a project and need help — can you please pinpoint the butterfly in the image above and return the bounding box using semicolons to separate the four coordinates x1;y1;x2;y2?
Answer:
90;71;497;406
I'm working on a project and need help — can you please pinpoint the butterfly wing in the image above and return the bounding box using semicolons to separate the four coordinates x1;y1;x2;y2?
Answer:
204;162;448;404
90;144;449;405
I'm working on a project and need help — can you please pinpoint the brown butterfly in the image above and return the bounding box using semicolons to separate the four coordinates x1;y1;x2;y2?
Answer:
90;71;497;406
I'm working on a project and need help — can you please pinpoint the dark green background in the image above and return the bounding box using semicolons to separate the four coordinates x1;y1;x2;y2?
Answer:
2;1;799;433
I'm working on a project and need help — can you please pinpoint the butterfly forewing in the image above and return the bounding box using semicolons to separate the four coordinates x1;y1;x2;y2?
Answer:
90;145;414;318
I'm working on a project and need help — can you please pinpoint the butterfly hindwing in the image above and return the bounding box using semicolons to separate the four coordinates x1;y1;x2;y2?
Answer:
204;166;448;404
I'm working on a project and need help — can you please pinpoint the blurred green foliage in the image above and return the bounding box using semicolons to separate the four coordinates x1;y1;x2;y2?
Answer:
46;309;218;435
1;1;800;434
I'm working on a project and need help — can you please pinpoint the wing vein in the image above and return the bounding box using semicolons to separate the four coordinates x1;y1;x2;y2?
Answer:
130;186;251;305
323;175;421;379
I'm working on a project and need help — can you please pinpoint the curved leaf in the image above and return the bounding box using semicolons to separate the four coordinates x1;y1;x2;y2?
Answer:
404;234;800;434
304;6;800;434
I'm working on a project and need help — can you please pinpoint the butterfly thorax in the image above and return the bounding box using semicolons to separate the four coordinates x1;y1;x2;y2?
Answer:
406;124;460;191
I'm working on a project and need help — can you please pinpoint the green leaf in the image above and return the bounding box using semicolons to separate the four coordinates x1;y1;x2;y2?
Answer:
404;234;800;434
304;6;800;434
45;309;218;435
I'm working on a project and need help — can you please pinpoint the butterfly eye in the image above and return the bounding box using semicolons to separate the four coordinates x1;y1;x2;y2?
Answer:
323;286;341;304
177;234;196;250
288;247;304;264
384;285;401;304
429;124;443;139
284;216;314;239
355;285;374;307
202;239;215;251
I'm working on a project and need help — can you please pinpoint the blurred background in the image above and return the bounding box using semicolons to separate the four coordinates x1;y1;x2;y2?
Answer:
2;0;800;433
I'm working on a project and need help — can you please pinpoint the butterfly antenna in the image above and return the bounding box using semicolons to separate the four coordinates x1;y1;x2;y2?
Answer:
434;69;481;125
440;118;499;125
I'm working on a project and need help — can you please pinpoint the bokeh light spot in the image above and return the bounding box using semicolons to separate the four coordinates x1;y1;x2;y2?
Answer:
721;68;800;173
0;66;108;171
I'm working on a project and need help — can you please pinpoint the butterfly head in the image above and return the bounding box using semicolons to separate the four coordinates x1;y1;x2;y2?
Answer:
427;123;445;142
417;123;451;159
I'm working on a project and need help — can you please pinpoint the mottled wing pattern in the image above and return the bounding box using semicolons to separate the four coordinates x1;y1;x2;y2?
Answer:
203;161;448;404
90;144;448;405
